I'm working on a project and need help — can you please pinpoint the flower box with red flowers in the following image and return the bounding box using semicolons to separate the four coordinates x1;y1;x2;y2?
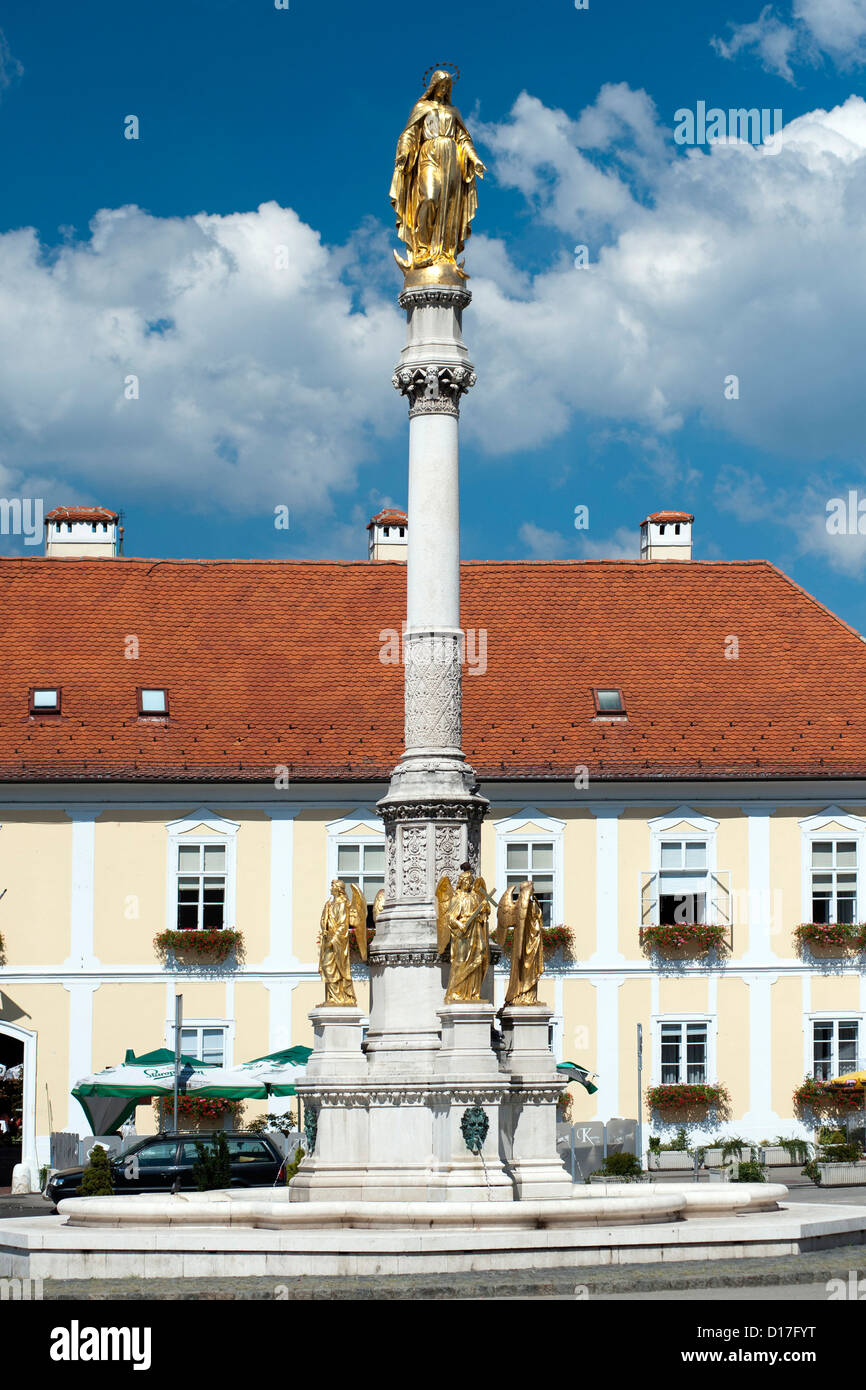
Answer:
640;924;728;956
793;923;866;954
646;1083;730;1115
154;928;244;964
154;1096;242;1122
793;1075;864;1114
499;925;575;956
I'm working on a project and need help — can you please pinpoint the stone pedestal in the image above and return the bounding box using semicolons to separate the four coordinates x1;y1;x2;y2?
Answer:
499;1006;573;1200
500;1005;557;1080
436;1002;499;1078
304;1006;367;1082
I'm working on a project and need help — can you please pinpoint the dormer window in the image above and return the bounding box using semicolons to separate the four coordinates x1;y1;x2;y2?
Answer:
593;688;625;715
138;688;169;715
30;688;60;714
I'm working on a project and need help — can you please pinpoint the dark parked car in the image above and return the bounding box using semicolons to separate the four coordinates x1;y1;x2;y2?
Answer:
45;1131;284;1203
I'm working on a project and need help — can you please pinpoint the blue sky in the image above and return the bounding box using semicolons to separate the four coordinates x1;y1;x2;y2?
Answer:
2;0;866;630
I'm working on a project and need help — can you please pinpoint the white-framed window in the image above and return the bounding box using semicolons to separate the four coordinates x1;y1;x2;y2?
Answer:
335;841;385;900
800;810;866;926
180;1025;228;1067
811;841;858;923
176;842;227;930
326;812;386;925
657;839;708;924
811;1018;862;1080
653;1015;715;1084
165;810;239;934
495;810;565;931
504;842;554;928
642;809;730;929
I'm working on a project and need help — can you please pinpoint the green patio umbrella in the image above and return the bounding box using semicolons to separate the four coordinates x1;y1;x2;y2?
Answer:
72;1044;313;1132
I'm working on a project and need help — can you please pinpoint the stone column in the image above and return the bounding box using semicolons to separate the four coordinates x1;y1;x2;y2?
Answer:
365;283;487;1081
293;281;498;1201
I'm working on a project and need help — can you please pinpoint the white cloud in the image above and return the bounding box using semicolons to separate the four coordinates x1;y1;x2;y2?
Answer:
712;0;866;81
715;467;866;578
518;520;638;562
0;29;22;99
711;6;800;82
3;83;866;554
462;92;866;476
518;522;569;560
578;525;638;561
0;202;401;515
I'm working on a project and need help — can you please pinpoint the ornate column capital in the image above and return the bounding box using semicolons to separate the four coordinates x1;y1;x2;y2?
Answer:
392;363;477;417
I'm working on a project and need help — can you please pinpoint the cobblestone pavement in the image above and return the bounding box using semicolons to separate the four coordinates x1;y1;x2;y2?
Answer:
26;1243;866;1299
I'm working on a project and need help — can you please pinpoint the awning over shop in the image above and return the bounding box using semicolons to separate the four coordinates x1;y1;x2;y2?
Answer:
72;1045;312;1134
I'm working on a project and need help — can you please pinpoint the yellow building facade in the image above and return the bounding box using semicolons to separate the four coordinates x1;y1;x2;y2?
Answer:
2;782;864;1178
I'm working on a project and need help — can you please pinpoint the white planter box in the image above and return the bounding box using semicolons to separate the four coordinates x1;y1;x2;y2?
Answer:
759;1145;803;1166
703;1148;724;1167
818;1162;866;1186
647;1150;694;1171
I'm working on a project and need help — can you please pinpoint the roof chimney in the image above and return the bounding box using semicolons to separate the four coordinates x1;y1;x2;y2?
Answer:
45;506;121;559
640;510;693;562
367;508;408;562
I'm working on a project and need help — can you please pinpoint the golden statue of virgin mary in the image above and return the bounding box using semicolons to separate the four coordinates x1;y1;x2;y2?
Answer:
389;68;485;283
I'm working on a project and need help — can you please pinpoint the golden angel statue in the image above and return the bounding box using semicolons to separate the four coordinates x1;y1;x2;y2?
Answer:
496;881;545;1006
371;888;385;926
318;878;368;1007
389;67;486;282
436;865;492;1003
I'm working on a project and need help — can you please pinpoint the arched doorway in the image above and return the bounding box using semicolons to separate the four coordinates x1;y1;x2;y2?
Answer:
0;1023;37;1191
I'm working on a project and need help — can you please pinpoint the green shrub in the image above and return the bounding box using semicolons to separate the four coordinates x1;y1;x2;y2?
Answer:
819;1142;862;1163
77;1145;115;1197
802;1159;822;1186
599;1151;643;1178
818;1127;846;1146
730;1158;766;1183
649;1126;692;1153
713;1135;749;1161
192;1132;232;1191
769;1136;811;1164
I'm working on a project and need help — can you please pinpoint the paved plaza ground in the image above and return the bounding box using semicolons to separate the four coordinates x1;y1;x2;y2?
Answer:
3;1169;866;1299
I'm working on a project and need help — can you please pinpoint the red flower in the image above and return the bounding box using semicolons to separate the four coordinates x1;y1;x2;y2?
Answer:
154;929;244;964
640;924;728;955
793;923;866;953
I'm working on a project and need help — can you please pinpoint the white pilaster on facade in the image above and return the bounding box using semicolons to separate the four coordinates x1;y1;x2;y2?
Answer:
64;807;102;970
266;979;294;1055
587;805;626;965
741;804;776;963
65;980;99;1132
591;977;624;1121
742;971;781;1132
262;805;300;970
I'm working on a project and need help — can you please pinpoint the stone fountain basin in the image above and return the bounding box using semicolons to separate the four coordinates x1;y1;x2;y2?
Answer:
57;1182;785;1230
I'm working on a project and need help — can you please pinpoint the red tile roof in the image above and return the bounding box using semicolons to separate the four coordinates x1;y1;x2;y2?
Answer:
45;507;119;524
367;508;408;529
643;511;694;524
0;556;864;783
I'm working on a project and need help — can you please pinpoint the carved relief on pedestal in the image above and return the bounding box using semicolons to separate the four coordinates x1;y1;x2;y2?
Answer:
466;816;482;875
400;823;428;900
385;822;398;898
404;631;462;751
434;823;464;884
